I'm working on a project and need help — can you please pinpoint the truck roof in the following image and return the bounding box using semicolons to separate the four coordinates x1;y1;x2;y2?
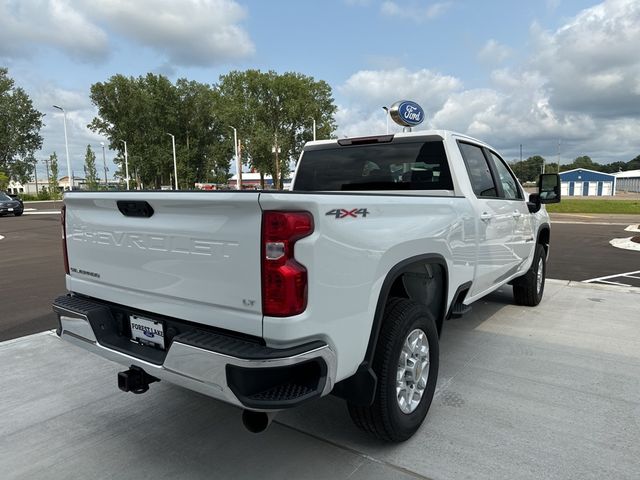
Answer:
305;129;492;150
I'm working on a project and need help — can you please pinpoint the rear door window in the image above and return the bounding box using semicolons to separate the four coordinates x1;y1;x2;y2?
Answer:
294;140;454;191
458;142;498;197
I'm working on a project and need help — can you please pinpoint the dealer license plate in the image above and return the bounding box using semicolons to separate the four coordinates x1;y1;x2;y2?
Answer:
130;315;165;349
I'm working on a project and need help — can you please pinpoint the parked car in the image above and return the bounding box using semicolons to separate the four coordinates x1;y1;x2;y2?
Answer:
53;130;560;441
0;192;24;216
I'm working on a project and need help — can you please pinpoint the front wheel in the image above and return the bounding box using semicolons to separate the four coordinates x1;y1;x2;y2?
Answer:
513;243;546;306
348;297;439;442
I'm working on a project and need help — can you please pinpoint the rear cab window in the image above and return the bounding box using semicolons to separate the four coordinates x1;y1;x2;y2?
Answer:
458;142;498;197
293;140;454;192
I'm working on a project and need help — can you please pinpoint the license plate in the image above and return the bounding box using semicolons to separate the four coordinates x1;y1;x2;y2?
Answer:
8;208;13;212
130;315;165;349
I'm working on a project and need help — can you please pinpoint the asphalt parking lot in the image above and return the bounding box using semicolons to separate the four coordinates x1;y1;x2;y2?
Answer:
1;202;640;479
2;280;639;480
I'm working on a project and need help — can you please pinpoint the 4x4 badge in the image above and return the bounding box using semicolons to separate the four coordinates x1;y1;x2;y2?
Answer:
325;208;369;219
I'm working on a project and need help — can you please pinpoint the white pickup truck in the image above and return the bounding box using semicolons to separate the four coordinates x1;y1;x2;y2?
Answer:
53;130;560;442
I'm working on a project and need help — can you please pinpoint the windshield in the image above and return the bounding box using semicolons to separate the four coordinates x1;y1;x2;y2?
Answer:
0;193;13;201
293;140;453;191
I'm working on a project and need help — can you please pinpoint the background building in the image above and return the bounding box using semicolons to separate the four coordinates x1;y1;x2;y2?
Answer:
614;169;640;193
559;168;616;196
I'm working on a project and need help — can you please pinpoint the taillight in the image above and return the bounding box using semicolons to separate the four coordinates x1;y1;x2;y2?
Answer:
261;211;314;317
61;204;69;274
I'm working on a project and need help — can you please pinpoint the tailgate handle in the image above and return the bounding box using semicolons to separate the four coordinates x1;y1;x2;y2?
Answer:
117;200;154;218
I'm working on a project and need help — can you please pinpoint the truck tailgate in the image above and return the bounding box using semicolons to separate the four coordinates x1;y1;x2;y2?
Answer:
64;192;263;337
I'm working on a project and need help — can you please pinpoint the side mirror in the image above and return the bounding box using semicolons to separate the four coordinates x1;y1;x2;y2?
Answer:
538;173;561;204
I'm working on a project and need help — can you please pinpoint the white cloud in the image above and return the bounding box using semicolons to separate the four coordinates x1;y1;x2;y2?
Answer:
380;1;452;22
0;0;108;62
337;68;462;136
335;0;640;163
85;0;254;67
340;68;461;111
0;0;254;67
31;85;112;179
530;0;640;117
477;39;512;65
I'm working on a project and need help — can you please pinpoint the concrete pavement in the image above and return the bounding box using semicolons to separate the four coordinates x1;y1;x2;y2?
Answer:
2;279;639;480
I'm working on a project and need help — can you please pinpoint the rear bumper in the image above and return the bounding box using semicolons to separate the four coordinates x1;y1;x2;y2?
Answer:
53;295;336;411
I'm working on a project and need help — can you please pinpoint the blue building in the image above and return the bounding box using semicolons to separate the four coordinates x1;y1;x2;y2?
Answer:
559;168;616;196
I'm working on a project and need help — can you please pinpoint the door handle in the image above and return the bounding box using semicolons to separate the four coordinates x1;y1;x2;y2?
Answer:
480;212;493;222
512;211;522;218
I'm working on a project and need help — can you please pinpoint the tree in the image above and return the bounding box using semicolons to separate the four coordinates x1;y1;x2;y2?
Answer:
88;73;227;189
0;68;44;183
626;154;640;171
510;155;547;183
49;152;60;198
217;70;337;189
84;144;99;190
0;170;8;191
88;70;337;190
600;161;627;174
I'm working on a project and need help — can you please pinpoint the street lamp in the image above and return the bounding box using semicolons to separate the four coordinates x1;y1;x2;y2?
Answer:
52;105;72;191
166;133;178;190
100;142;108;186
382;106;389;134
120;140;130;190
272;143;282;190
229;126;240;190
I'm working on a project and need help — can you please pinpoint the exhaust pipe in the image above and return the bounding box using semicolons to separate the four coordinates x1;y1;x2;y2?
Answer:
242;410;276;433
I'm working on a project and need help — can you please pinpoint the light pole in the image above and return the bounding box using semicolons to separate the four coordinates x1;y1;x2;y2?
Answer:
120;140;130;190
272;142;281;190
382;106;389;134
53;105;72;191
229;126;241;190
166;133;178;190
310;118;316;141
100;142;108;186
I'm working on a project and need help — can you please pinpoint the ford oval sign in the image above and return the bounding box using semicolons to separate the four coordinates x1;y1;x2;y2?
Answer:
389;100;425;127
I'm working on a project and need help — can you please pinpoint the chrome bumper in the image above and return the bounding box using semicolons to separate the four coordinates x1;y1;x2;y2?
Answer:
53;296;336;411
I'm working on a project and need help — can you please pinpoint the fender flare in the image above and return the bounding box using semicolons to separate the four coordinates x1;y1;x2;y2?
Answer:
332;253;449;405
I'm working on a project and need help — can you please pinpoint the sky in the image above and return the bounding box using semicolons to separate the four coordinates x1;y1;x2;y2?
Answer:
1;0;639;181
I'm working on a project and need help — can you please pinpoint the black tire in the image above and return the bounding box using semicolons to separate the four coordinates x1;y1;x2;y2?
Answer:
513;243;546;306
348;297;439;442
14;211;23;217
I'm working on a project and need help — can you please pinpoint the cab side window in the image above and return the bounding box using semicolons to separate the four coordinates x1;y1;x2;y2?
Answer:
458;142;497;197
489;152;523;200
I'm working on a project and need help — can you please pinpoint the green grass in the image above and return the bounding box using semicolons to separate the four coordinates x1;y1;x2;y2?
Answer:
546;198;640;214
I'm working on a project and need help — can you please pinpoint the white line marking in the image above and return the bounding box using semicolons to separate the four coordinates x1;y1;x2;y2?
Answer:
592;280;632;287
583;270;640;283
0;235;4;241
609;237;640;252
23;211;60;215
551;221;636;225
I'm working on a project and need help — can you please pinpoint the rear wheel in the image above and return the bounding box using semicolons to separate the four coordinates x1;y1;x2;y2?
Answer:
348;297;439;442
513;243;546;306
